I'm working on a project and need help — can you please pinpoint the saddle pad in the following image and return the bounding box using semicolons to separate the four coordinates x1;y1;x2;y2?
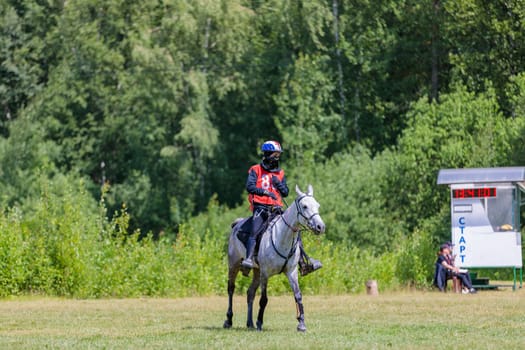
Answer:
235;217;252;246
235;215;273;249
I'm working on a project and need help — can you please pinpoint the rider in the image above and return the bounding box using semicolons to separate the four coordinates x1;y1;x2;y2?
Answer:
241;140;322;276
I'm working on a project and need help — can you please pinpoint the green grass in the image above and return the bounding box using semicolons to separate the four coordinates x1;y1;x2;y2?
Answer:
1;290;525;349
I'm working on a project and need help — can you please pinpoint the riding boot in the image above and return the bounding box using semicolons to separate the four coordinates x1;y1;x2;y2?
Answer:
299;250;323;276
297;233;321;276
241;237;257;269
308;257;323;272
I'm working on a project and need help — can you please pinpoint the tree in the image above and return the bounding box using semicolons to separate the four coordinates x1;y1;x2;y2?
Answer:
444;0;525;115
274;53;341;169
0;1;62;135
385;84;523;231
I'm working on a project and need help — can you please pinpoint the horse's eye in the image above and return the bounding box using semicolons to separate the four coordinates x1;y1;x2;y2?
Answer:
303;205;308;210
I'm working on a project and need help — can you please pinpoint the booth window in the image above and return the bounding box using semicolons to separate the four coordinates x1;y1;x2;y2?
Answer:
487;187;517;232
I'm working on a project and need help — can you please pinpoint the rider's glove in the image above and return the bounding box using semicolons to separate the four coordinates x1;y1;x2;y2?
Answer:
272;176;285;192
263;190;277;200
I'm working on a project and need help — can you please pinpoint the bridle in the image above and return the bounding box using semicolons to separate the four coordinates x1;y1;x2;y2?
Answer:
280;194;320;233
294;194;322;231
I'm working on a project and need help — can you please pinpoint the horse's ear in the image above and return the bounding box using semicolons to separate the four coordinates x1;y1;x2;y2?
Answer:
295;184;304;196
307;184;314;196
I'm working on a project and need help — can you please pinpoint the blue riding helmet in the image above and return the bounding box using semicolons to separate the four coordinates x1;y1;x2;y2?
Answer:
261;140;283;153
261;141;282;171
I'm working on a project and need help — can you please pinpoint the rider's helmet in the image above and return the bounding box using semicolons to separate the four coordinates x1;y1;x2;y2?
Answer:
261;140;282;170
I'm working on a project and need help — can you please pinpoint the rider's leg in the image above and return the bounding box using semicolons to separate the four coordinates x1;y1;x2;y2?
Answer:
241;207;267;269
242;235;257;269
297;233;323;276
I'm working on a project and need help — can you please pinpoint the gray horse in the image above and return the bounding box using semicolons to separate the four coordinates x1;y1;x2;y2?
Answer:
223;185;325;332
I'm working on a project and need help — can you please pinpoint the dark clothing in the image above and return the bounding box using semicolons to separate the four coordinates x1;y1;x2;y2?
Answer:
433;263;448;291
246;163;289;210
436;254;451;267
245;162;289;238
247;205;283;240
455;271;474;290
434;254;473;291
251;206;270;239
243;162;289;266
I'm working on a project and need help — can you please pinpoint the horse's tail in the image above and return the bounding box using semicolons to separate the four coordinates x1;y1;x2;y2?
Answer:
231;218;243;229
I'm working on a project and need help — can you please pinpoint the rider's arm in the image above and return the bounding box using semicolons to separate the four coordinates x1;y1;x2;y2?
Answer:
246;168;266;196
274;175;289;197
440;257;459;273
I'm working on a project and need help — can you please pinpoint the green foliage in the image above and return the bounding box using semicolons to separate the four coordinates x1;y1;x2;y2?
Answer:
286;145;405;252
274;53;341;167
384;84;524;231
0;114;59;208
0;208;27;295
444;0;525;113
3;0;525;236
507;73;525;118
0;176;177;297
2;0;525;297
0;0;61;133
393;229;437;288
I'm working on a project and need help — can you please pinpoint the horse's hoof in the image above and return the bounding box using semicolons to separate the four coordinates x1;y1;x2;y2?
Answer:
297;323;307;332
223;320;232;329
256;320;263;331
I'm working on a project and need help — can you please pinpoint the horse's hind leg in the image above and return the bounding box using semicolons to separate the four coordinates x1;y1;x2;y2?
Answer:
223;267;239;329
287;270;306;332
246;269;260;329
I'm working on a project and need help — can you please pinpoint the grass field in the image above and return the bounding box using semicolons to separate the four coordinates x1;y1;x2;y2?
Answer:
1;289;525;349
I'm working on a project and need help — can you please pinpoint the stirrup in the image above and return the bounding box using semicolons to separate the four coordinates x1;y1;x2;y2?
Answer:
241;258;254;269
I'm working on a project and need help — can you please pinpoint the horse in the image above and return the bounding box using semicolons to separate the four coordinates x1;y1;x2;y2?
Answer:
223;184;325;332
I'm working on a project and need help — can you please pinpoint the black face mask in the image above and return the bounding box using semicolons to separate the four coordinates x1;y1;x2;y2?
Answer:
262;155;279;170
268;156;279;169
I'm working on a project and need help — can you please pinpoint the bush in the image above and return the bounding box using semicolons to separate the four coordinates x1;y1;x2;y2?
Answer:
2;85;523;298
0;175;179;297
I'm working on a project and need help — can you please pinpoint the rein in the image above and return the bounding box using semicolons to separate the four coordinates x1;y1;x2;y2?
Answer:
270;229;298;274
269;194;315;274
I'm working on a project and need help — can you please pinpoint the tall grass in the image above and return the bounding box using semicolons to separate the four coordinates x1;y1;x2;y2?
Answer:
0;176;177;297
0;176;440;298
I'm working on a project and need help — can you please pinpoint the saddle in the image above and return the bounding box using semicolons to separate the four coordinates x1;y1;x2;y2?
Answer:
233;216;271;253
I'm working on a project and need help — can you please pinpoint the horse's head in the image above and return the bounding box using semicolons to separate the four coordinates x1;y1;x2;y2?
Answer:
295;185;325;235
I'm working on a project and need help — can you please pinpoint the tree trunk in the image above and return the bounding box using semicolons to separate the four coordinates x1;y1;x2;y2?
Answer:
430;0;440;103
332;0;347;142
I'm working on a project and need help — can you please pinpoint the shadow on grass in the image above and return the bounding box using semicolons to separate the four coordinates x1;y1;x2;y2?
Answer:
182;325;276;333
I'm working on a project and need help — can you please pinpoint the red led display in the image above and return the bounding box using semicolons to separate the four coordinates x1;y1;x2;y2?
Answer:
452;187;497;199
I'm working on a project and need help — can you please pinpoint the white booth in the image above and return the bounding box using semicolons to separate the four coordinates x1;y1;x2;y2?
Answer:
437;167;524;289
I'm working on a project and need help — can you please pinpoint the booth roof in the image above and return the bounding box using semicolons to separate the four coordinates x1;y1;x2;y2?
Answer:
437;167;525;185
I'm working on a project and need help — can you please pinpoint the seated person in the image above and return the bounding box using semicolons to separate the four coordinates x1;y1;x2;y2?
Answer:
434;243;477;294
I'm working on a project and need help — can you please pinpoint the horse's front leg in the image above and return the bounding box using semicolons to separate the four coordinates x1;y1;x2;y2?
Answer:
223;266;239;328
287;268;306;332
246;269;260;329
256;274;269;331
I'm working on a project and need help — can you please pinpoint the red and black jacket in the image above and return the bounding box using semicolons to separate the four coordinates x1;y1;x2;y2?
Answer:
246;163;289;211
